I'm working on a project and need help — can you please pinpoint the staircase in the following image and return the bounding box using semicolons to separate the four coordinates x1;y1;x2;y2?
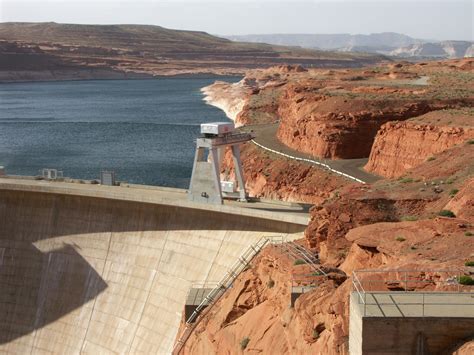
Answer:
172;235;285;355
277;241;327;276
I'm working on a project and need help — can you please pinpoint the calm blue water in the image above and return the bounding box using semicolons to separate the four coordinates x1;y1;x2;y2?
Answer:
0;78;239;188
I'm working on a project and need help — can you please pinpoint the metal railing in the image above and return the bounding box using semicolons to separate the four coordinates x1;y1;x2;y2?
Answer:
352;269;474;317
276;241;327;277
172;235;286;355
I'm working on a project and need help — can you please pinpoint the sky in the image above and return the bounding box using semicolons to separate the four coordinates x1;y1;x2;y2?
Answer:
1;0;472;41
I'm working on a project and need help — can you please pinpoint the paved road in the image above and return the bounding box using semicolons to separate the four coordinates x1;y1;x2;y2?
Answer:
242;123;381;184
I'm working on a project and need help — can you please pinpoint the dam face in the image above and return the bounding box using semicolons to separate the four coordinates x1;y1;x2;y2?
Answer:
0;186;305;354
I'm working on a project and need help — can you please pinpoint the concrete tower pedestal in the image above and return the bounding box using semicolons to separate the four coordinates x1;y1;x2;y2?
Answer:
188;122;253;205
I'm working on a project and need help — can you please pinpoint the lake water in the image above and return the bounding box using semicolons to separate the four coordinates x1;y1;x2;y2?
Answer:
0;77;239;188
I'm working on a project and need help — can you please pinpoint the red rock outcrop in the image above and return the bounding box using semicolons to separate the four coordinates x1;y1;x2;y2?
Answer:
450;340;474;355
444;177;474;221
182;245;352;355
276;84;471;159
340;218;474;275
365;111;474;178
221;143;346;204
306;141;474;264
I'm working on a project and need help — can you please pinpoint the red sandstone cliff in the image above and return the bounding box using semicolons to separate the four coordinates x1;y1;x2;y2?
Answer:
276;85;472;159
365;110;474;178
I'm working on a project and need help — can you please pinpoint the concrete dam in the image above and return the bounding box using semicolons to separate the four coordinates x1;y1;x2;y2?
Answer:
0;179;307;354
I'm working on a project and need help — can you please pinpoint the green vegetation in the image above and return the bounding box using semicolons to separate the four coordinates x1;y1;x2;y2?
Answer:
294;259;307;265
465;231;473;236
399;177;414;183
449;189;459;196
240;337;250;350
458;275;474;286
338;250;348;259
410;246;417;250
312;329;320;340
401;215;418;222
438;210;456;218
396;236;406;242
446;177;456;184
464;261;474;267
467;139;474;145
267;279;275;288
427;156;436;161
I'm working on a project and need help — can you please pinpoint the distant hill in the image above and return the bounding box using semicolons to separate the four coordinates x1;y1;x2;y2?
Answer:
223;33;473;59
223;32;420;52
390;41;474;58
0;22;385;82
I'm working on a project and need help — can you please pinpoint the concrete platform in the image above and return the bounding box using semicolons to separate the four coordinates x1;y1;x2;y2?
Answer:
184;288;214;321
353;292;474;318
290;286;315;307
349;292;474;354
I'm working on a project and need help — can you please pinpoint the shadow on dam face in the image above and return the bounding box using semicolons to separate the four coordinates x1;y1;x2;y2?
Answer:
0;244;107;346
0;189;305;353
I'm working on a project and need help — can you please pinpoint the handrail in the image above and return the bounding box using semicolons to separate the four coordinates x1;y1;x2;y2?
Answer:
172;235;286;355
352;272;366;306
352;269;474;317
284;241;327;277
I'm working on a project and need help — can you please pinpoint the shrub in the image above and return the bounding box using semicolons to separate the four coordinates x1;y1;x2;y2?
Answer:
465;231;473;236
401;215;418;221
467;139;474;145
240;337;250;350
427;156;436;161
312;329;320;340
338;251;348;258
438;210;456;218
400;177;413;183
449;189;459;196
396;236;406;242
458;275;474;285
267;279;275;288
294;259;307;265
465;261;474;267
446;177;455;184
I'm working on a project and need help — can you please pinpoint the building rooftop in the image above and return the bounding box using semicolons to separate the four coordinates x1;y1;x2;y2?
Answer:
352;291;474;318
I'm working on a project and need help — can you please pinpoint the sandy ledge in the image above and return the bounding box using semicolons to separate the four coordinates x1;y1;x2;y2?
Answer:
200;79;249;125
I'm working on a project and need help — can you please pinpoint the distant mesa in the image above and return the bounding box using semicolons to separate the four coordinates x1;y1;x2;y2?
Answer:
223;32;473;59
0;22;385;82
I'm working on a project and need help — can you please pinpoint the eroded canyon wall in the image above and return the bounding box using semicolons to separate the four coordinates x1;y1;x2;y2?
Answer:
365;118;474;178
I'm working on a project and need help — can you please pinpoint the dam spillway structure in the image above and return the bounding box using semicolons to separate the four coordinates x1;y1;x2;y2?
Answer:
188;122;253;204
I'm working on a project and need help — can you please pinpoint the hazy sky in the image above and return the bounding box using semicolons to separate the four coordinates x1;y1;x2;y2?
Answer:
1;0;472;41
